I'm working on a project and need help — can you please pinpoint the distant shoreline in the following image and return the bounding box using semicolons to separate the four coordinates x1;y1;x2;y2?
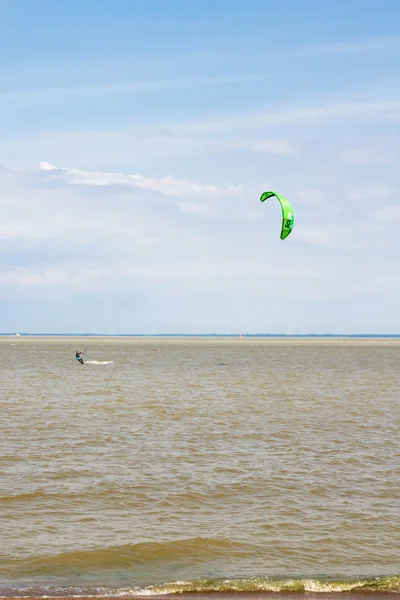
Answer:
1;333;400;338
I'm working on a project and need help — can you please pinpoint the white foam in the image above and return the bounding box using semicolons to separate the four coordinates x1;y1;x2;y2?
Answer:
85;360;114;365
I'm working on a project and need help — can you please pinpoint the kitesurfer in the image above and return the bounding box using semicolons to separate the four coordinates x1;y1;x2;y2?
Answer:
75;350;86;364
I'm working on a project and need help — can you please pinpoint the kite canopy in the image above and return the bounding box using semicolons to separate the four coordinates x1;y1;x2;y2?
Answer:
260;191;294;240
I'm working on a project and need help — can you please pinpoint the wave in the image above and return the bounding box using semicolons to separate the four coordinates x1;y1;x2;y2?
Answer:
1;539;399;595
0;538;244;578
148;575;400;594
1;577;399;597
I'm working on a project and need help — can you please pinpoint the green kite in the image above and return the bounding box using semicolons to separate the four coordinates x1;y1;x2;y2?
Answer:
260;191;294;240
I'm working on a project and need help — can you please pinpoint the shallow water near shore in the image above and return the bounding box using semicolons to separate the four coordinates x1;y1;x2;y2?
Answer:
1;336;399;596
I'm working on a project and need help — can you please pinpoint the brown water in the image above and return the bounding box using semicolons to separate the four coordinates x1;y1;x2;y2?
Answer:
1;337;399;596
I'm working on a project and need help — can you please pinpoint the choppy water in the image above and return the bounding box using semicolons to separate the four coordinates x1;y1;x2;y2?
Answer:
1;337;399;596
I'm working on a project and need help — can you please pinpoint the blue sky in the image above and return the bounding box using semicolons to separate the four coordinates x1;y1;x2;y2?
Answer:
1;0;399;334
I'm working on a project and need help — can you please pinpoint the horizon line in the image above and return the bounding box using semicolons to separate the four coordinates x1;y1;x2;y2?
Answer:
1;333;400;338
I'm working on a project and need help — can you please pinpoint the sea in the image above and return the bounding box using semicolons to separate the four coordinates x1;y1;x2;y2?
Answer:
1;336;399;599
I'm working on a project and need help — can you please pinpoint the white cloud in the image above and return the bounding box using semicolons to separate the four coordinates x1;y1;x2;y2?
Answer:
137;236;162;245
296;189;328;208
1;105;399;332
179;200;211;214
346;185;393;201
0;74;260;106
158;99;400;136
3;95;399;177
39;161;241;200
0;269;68;286
342;149;394;165
370;204;400;219
240;139;297;155
293;226;338;246
110;259;321;286
0;266;109;288
308;34;400;56
28;98;400;161
370;274;400;289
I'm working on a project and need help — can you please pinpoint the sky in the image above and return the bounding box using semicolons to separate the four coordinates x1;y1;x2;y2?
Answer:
0;0;399;334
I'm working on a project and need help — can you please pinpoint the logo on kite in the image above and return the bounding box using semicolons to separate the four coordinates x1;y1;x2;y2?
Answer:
260;191;294;240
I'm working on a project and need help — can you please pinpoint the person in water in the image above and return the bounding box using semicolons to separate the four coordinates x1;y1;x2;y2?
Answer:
75;350;85;364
